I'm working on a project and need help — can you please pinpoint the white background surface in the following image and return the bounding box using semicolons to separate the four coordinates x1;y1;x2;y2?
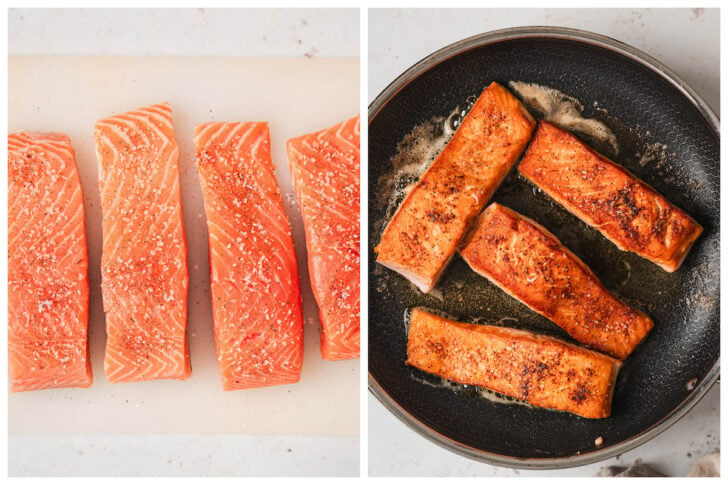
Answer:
368;8;720;477
8;8;359;477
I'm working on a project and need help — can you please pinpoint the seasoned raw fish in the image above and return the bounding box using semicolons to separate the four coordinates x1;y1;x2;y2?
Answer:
519;121;703;272
196;121;304;389
375;82;536;293
287;116;360;360
9;132;92;392
459;203;654;360
95;103;190;383
406;308;621;419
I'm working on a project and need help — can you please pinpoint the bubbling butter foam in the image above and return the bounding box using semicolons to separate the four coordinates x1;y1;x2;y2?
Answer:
509;80;620;156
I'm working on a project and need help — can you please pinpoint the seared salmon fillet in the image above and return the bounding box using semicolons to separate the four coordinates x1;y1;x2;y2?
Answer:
375;82;536;293
519;121;703;272
459;203;653;360
287;116;360;360
406;309;621;419
95;103;190;383
8;132;92;392
196;122;304;389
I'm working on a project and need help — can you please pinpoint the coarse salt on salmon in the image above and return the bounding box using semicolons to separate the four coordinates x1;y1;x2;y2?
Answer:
196;122;304;389
95;103;190;383
375;82;536;293
9;132;92;392
287;116;360;360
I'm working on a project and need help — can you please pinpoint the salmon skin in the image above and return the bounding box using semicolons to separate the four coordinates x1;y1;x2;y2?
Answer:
375;82;536;293
95;103;190;383
8;133;92;392
406;308;621;419
196;122;304;389
287;116;360;360
519;121;703;272
459;203;653;360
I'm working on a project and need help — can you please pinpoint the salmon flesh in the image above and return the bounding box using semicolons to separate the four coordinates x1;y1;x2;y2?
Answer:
375;82;536;293
196;121;304;389
519;121;703;272
95;103;190;383
406;308;621;419
9;132;92;392
459;203;654;360
287;116;360;360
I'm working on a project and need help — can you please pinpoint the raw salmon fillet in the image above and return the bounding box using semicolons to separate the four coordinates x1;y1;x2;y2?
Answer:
375;82;536;293
519;121;703;272
286;116;360;360
8;133;92;392
95;103;190;383
407;308;621;419
196;122;304;389
459;203;653;359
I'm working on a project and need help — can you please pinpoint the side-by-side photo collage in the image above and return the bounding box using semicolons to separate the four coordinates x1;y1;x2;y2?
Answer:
5;5;721;480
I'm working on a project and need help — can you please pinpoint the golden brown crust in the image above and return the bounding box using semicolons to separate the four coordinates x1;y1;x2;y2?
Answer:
406;309;621;419
459;203;653;360
375;82;536;292
518;122;703;272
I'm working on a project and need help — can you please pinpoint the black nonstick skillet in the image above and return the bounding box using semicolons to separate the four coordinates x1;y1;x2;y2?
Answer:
368;27;719;468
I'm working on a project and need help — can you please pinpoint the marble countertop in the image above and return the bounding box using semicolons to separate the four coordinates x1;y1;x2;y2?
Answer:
9;8;359;58
368;8;719;477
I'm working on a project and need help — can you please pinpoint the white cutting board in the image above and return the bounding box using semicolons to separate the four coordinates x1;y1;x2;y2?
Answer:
8;56;360;436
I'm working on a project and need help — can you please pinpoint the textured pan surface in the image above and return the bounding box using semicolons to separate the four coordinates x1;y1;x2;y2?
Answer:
368;28;719;468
